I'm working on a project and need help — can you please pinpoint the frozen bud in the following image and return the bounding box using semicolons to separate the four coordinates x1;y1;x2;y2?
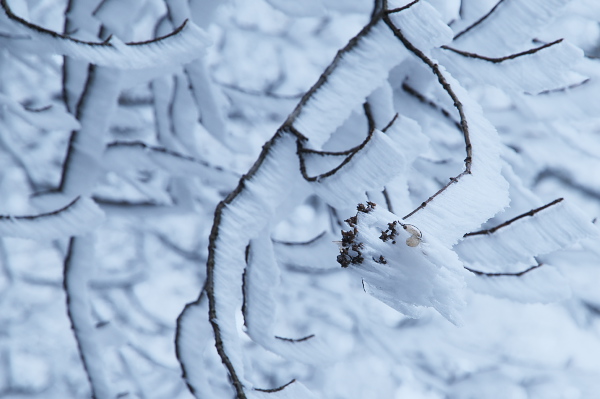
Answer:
406;235;421;247
403;224;422;238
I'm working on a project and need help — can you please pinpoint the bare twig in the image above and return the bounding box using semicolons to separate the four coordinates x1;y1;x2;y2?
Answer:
464;198;563;237
535;169;600;200
441;39;563;63
382;13;473;220
187;4;393;396
382;188;394;213
464;263;543;277
0;0;190;47
0;196;80;221
255;379;297;393
401;82;461;131
453;0;507;40
297;122;376;182
275;334;315;342
272;231;327;246
386;0;420;14
535;78;591;95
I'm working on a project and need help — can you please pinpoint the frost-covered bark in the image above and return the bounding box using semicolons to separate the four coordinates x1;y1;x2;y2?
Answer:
1;0;600;398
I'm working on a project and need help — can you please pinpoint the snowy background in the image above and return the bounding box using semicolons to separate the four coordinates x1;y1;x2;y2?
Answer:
1;0;600;398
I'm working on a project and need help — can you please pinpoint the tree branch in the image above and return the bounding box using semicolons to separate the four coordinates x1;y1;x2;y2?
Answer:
441;39;563;63
382;14;473;220
464;198;564;237
453;0;507;40
464;263;543;277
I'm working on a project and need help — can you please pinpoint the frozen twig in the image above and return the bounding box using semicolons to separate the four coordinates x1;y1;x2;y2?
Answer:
441;39;563;63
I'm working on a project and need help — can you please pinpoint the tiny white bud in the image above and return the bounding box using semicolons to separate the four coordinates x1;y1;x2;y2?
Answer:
406;235;421;247
403;224;422;238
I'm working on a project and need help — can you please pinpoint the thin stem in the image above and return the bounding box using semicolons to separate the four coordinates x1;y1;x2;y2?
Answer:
464;263;543;277
453;0;507;41
464;198;563;237
382;15;473;220
441;39;563;63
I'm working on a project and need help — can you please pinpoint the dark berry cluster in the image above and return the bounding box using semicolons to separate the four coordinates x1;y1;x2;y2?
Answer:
336;202;376;267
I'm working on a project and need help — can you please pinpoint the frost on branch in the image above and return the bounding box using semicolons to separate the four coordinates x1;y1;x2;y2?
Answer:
301;129;405;208
337;203;466;325
0;0;210;69
0;197;104;240
438;39;586;94
465;264;572;304
457;198;597;272
290;0;452;148
452;0;572;56
244;233;332;364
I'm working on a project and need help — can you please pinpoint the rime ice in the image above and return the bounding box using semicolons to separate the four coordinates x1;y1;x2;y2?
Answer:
338;203;467;325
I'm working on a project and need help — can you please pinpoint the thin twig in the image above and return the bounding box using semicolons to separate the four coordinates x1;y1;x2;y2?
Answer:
0;196;80;220
381;113;399;132
382;15;473;220
401;82;461;131
382;188;394;213
386;0;420;14
298;120;376;182
441;39;563;63
275;334;315;342
464;198;563;237
0;0;190;47
464;263;543;277
272;231;327;246
535;78;590;95
453;0;507;40
255;379;296;393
